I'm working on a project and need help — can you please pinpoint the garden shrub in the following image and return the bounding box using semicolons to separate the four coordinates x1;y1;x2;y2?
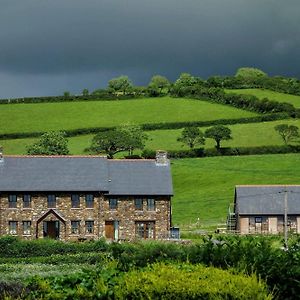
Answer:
114;263;272;300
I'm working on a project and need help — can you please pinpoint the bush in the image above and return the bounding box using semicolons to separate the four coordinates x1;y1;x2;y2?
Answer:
114;263;272;299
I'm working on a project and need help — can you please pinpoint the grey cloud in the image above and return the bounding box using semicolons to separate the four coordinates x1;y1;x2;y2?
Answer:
0;0;300;97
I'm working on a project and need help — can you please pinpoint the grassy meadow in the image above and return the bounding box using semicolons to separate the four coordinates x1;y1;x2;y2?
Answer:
0;97;257;135
171;154;300;227
226;88;300;108
2;118;299;155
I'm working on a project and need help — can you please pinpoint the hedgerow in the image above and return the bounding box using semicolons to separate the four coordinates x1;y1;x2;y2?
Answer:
0;113;289;140
0;236;299;299
142;145;300;159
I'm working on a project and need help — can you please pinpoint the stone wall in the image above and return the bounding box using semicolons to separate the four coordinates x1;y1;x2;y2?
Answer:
0;193;171;241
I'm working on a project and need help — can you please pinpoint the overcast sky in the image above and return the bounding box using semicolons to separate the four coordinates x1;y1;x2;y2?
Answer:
0;0;300;98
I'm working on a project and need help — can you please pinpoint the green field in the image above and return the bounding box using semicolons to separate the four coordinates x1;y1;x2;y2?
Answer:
0;97;257;135
226;88;300;108
171;154;300;227
1;119;299;155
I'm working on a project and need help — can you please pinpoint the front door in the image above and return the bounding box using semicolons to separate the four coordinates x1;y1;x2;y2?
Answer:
43;221;59;239
105;221;114;239
105;221;118;240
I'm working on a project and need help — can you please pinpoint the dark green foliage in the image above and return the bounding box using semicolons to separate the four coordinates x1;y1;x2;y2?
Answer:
0;236;108;258
177;127;205;149
147;75;170;96
89;126;147;158
142;145;300;159
204;125;232;149
0;236;300;299
274;123;300;145
26;131;69;155
108;75;133;94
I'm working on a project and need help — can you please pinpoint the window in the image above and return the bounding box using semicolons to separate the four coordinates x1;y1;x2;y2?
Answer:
147;199;155;211
9;221;17;235
85;194;94;208
23;195;31;208
85;221;94;234
22;221;31;235
71;194;80;208
109;199;118;210
135;199;143;210
135;221;155;239
8;195;17;208
249;216;268;234
71;221;80;234
47;195;56;208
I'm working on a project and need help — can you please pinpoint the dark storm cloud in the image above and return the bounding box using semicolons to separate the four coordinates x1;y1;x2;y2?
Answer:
0;0;300;97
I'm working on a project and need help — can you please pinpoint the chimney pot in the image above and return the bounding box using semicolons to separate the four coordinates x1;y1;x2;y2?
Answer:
0;146;3;163
155;150;168;166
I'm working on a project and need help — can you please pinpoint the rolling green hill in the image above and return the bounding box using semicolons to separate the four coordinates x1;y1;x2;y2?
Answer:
226;88;300;108
0;97;256;135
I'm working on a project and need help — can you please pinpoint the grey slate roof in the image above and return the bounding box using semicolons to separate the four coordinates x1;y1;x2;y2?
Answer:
235;185;300;215
0;156;173;195
108;160;173;196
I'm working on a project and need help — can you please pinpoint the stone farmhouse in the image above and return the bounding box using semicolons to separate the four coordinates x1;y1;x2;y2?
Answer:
0;151;173;241
229;185;300;234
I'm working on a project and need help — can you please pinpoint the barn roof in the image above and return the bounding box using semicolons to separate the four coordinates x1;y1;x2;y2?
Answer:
0;156;173;196
235;185;300;215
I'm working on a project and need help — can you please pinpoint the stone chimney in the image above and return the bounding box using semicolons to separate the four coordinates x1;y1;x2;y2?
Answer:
0;146;3;164
155;150;168;166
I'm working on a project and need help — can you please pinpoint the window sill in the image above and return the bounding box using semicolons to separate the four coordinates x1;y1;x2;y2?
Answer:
71;207;81;210
85;207;94;209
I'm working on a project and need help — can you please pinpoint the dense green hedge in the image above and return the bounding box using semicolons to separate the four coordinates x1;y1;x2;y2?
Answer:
0;113;289;140
171;85;299;117
142;145;300;159
0;91;143;105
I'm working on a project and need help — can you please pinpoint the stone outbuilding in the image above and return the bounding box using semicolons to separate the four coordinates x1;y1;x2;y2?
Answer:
0;152;173;241
230;185;300;234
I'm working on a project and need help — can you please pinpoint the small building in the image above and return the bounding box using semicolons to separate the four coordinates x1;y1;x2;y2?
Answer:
230;185;300;234
0;151;173;241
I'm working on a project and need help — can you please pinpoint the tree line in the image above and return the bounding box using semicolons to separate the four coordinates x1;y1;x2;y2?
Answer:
24;122;299;157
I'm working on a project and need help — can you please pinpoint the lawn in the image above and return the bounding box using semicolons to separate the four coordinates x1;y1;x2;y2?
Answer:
226;88;300;108
171;154;300;227
0;97;257;135
1;118;299;155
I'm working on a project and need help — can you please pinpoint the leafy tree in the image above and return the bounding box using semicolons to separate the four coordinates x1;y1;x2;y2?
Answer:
119;124;148;155
174;73;197;87
235;67;267;79
63;91;70;98
204;125;232;150
177;127;205;149
148;75;170;96
108;76;133;94
27;131;69;155
89;126;147;158
82;88;89;96
274;124;300;145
